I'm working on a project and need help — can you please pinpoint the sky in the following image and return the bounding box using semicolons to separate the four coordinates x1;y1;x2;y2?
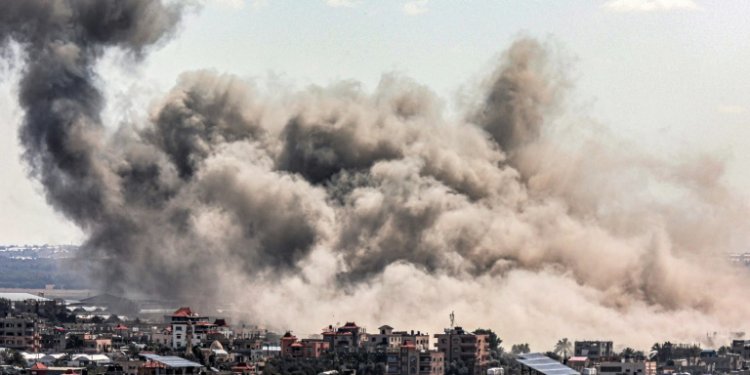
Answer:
2;0;750;245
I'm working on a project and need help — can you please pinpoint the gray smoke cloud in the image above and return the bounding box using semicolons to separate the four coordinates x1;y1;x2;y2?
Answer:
3;1;750;350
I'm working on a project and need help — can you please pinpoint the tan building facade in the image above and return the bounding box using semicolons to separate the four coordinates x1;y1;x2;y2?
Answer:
433;327;489;375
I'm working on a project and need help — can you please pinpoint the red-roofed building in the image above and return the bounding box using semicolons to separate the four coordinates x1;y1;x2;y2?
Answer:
30;361;48;375
280;332;331;358
172;307;194;318
165;307;210;349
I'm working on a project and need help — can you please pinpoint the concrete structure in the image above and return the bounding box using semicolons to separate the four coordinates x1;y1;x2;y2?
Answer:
322;322;367;353
386;341;443;375
433;327;489;375
83;336;112;353
732;340;750;359
0;316;42;351
165;307;210;349
280;332;330;358
250;344;281;361
574;341;614;361
366;325;430;353
598;361;655;375
0;295;62;319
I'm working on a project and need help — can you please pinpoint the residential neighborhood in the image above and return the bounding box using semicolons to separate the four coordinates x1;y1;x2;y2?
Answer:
2;1;750;375
0;292;745;375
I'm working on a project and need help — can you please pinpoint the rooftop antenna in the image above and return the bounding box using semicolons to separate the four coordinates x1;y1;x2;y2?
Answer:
449;311;455;329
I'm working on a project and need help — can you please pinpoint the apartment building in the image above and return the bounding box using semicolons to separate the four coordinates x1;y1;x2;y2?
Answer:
366;325;430;353
387;341;444;375
574;341;614;361
0;316;42;351
322;322;367;353
165;307;210;349
433;327;489;375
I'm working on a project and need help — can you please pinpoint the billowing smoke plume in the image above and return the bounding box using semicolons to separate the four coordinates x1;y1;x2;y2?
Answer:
3;0;750;350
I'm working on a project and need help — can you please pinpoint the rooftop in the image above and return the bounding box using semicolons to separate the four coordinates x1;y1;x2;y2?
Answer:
0;292;50;302
141;354;203;369
516;353;580;375
172;307;194;317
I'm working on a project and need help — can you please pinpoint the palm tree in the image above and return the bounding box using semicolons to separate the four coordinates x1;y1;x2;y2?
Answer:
554;338;573;362
620;347;636;360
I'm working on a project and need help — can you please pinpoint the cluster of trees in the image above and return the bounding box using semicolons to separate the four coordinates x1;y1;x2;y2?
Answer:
264;352;387;375
650;342;702;364
0;349;26;368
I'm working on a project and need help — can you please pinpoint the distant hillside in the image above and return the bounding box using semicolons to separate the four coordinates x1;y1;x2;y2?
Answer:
0;245;90;289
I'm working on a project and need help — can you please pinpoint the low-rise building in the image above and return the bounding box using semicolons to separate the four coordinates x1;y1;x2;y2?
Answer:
0;316;42;351
84;336;112;353
598;361;655;375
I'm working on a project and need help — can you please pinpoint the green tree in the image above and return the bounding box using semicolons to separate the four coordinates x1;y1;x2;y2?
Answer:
1;350;27;367
53;354;71;367
127;343;141;358
66;334;85;350
511;343;530;355
475;328;503;360
554;338;572;361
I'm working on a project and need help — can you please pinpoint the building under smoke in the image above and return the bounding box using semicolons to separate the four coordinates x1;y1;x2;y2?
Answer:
2;0;750;349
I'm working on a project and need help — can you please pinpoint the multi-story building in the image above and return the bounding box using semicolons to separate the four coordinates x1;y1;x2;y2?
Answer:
0;316;42;351
366;325;430;353
574;341;614;361
732;340;750;359
386;341;443;375
280;331;331;358
433;327;489;375
40;330;66;352
322;322;367;353
165;307;210;349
